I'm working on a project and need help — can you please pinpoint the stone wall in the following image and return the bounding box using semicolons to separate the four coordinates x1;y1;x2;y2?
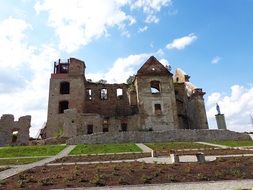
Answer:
67;129;251;144
0;114;31;146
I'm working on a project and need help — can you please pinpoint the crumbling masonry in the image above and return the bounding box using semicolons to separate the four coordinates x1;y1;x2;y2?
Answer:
44;56;208;138
0;114;31;146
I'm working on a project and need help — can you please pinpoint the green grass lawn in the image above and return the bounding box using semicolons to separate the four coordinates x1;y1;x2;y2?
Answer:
210;140;253;147
0;157;46;165
70;144;142;155
145;142;214;151
0;145;66;158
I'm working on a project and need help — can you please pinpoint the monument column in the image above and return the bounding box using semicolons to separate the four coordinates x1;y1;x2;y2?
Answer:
215;104;227;130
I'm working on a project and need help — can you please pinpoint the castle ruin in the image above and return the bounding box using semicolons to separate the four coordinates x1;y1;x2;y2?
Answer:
44;56;209;139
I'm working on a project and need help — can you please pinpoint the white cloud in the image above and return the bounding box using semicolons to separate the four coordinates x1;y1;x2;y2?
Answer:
145;15;159;23
34;0;170;52
0;17;59;137
166;33;198;50
206;85;253;132
86;49;168;84
211;56;221;64
34;0;136;53
131;0;172;13
159;58;169;66
131;0;171;24
86;53;151;83
138;26;148;32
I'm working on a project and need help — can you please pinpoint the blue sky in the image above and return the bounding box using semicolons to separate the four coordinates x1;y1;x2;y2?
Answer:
0;0;253;137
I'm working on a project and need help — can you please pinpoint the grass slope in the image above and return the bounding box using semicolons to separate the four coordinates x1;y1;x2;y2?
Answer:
211;140;253;147
70;144;142;155
0;157;46;165
145;142;214;151
0;145;66;158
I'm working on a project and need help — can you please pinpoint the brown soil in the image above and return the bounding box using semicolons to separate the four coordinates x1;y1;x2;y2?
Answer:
1;157;253;190
52;152;151;163
155;148;253;156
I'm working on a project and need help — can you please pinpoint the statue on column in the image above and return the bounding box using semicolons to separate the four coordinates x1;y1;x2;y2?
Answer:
216;103;221;115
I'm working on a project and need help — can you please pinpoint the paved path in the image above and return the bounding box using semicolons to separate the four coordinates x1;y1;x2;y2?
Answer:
135;143;152;152
196;141;229;148
52;179;253;190
0;145;76;180
249;134;253;140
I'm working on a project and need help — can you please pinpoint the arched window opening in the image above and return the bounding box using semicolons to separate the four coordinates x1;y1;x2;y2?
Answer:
60;82;70;94
59;101;69;113
150;81;160;94
101;88;108;100
116;88;123;99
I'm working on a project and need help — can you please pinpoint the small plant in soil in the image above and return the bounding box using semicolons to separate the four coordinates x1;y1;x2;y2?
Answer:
196;173;209;181
118;177;129;185
18;174;27;180
40;177;54;186
168;175;178;182
92;175;105;187
142;175;152;184
18;180;25;188
79;177;89;183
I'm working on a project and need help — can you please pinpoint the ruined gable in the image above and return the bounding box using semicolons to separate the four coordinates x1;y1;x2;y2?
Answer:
137;56;171;76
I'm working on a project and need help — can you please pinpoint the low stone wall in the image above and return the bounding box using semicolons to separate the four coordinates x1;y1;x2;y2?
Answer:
67;129;251;144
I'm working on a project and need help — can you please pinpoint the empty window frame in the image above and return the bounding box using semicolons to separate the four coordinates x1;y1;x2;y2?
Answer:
86;88;92;100
116;88;123;99
12;130;18;143
154;103;162;115
87;125;93;134
59;101;69;113
121;123;128;131
102;125;109;132
102;118;109;132
150;81;161;94
101;88;108;100
60;82;70;94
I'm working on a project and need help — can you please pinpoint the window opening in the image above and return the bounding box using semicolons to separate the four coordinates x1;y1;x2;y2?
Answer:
60;82;70;94
102;125;109;132
154;103;162;115
150;81;160;94
86;88;92;100
101;88;108;100
87;125;93;134
12;130;18;143
116;88;123;99
121;123;128;131
102;118;109;132
59;101;69;113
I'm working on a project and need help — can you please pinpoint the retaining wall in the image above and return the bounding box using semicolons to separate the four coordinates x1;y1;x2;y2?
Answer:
67;129;251;144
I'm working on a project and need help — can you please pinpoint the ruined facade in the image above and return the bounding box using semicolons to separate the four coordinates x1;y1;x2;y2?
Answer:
0;114;31;146
44;56;208;138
